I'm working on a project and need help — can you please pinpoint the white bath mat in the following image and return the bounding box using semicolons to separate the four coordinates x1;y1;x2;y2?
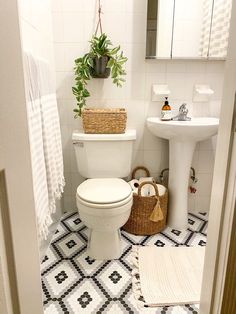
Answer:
131;246;205;308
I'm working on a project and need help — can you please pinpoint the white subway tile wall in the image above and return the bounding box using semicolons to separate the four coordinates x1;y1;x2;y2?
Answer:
51;0;225;213
19;0;55;75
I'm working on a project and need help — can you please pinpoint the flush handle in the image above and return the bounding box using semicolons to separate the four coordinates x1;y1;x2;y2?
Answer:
73;141;84;147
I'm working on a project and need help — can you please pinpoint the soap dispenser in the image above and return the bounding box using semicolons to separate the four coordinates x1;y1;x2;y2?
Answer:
161;97;172;121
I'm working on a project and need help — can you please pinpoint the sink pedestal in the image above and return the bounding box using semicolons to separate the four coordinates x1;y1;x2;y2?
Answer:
146;117;219;231
168;140;196;230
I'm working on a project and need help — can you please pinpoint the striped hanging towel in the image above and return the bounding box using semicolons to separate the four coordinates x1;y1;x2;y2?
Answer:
37;58;65;217
24;52;52;240
24;52;65;241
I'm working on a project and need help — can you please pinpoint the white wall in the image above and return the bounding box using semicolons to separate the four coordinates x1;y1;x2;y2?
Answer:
18;0;55;73
51;0;225;213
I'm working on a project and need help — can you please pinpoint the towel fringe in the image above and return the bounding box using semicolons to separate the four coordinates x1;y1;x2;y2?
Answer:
38;213;53;240
48;176;65;215
39;176;65;241
131;245;146;309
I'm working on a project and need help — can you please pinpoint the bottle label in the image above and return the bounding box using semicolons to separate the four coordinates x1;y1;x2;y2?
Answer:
161;110;172;120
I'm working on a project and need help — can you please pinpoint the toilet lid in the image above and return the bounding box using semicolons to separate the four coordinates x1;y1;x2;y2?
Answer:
77;178;132;204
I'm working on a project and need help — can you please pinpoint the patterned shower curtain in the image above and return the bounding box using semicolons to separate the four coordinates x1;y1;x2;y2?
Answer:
199;0;232;58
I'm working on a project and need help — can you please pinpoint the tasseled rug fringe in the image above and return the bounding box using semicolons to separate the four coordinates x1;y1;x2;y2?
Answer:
130;246;147;308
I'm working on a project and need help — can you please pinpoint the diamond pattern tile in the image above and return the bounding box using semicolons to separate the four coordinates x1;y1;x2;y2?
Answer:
188;213;208;232
54;233;86;258
41;247;60;273
43;261;80;297
41;212;208;313
98;262;130;296
65;280;104;314
72;251;106;276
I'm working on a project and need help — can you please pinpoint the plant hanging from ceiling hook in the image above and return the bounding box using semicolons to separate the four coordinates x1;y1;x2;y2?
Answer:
72;0;128;118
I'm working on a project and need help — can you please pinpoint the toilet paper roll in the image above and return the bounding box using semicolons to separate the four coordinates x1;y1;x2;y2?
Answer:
156;184;166;196
139;177;156;196
139;177;155;184
128;179;140;192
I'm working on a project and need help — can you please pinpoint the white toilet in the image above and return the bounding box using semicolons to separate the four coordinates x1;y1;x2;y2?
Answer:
72;130;136;260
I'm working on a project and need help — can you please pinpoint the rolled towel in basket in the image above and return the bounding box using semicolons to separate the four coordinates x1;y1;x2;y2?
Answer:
140;183;166;197
157;184;166;196
139;177;156;196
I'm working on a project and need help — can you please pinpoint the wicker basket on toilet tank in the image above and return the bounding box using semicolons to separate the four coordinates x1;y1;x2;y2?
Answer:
123;167;168;235
82;108;127;134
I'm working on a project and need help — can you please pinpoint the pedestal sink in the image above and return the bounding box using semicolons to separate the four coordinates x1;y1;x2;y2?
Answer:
147;117;219;229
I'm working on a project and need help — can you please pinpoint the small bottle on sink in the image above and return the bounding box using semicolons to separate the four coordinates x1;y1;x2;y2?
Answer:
161;97;172;121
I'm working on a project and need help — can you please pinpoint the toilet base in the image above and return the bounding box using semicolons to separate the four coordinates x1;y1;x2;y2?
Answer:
87;229;122;260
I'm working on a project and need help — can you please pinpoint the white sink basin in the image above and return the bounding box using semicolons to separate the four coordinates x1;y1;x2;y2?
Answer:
147;117;219;229
147;117;219;142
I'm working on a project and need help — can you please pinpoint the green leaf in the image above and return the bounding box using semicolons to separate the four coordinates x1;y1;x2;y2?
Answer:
107;58;114;68
83;89;90;97
87;57;93;67
109;46;120;55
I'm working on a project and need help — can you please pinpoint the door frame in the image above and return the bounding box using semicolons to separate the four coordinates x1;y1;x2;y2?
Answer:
200;0;236;312
221;199;236;313
0;171;20;314
1;0;236;313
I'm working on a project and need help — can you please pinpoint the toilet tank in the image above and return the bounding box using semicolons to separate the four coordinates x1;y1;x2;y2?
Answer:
72;130;136;178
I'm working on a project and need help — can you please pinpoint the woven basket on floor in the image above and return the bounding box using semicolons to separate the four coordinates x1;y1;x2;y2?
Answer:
82;108;127;134
123;181;168;235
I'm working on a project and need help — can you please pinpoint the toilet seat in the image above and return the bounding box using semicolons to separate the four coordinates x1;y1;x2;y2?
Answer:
76;178;132;208
77;192;133;210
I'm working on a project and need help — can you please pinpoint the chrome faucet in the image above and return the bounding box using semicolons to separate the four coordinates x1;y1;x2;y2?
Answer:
172;103;191;121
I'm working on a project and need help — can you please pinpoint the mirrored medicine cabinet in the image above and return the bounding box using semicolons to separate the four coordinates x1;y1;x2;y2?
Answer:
146;0;232;60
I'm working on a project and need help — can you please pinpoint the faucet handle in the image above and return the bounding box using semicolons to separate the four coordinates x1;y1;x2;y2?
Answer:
179;103;188;113
179;103;187;109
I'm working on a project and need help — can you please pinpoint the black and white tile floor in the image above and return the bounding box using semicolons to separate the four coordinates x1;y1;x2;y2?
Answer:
41;212;208;314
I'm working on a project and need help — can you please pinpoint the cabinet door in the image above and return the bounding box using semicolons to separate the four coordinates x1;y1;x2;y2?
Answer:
208;0;232;59
146;0;174;58
172;0;213;59
145;0;232;60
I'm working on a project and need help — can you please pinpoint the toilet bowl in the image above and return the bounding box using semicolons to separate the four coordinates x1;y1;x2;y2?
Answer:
76;178;133;260
72;129;136;259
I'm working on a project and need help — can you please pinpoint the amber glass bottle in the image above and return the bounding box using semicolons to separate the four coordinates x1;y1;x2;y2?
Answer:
161;97;172;120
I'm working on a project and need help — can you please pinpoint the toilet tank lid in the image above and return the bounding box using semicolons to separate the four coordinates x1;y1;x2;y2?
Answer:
72;129;136;141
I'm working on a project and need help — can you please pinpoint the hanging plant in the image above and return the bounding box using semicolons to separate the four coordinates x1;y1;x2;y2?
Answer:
72;1;128;118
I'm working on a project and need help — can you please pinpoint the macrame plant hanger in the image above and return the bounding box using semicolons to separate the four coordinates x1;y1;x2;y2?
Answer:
95;0;103;36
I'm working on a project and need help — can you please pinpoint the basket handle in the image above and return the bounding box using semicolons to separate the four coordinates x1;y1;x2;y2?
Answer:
137;182;159;197
132;166;150;179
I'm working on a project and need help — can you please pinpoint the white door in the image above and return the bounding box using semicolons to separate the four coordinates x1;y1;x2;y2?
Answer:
0;0;43;313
